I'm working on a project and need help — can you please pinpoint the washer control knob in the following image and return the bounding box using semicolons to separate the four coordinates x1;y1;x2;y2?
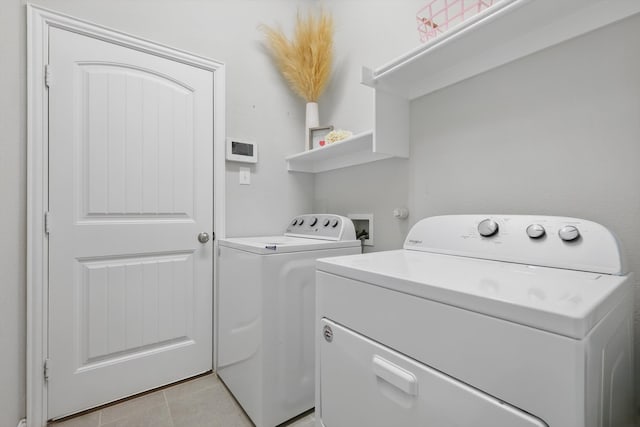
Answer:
526;224;546;239
323;219;330;227
558;225;580;242
291;219;298;226
331;219;339;228
478;219;499;237
298;218;304;226
310;217;318;227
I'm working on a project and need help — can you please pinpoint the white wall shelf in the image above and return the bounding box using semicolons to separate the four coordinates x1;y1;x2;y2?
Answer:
359;0;640;168
362;0;640;100
285;130;406;173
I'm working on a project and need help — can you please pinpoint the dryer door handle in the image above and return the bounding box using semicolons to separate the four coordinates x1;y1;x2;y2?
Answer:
372;355;418;396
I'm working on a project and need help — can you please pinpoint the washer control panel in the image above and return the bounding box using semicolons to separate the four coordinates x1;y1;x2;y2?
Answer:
285;214;356;241
404;215;625;275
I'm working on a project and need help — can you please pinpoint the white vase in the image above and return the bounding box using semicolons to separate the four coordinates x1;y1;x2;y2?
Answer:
305;102;319;150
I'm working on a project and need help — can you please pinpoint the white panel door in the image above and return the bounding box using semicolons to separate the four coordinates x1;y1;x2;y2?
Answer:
48;27;213;419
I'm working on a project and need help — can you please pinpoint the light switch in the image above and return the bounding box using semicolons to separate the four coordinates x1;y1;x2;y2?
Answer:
239;167;251;185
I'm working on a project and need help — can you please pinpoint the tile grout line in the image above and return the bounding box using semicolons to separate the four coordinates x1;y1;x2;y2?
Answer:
163;390;175;427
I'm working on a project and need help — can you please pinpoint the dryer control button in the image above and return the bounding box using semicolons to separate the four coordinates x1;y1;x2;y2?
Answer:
526;224;546;239
558;225;580;242
478;219;499;237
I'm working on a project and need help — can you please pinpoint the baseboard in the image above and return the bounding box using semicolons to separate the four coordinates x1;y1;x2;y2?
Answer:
17;419;26;427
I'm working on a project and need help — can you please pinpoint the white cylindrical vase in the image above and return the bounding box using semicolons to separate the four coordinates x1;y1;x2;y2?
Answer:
305;102;319;150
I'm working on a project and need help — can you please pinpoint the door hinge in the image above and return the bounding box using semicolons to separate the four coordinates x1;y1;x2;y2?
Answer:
44;211;51;235
44;358;50;382
44;64;51;88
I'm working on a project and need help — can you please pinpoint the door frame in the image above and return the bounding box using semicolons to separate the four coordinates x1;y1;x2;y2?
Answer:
26;5;226;426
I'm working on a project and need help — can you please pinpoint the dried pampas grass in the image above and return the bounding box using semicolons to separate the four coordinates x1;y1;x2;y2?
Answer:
261;10;334;103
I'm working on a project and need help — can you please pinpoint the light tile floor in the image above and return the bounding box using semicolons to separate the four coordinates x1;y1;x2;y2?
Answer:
48;373;315;427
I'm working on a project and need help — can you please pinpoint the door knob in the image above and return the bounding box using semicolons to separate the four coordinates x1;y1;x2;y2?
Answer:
198;232;210;244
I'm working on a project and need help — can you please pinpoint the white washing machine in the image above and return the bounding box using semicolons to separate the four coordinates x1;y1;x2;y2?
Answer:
217;214;360;427
316;215;634;427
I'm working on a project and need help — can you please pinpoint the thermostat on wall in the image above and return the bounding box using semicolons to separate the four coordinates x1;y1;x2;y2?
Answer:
226;138;257;163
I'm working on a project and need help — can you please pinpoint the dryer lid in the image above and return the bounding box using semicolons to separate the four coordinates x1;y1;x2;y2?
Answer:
316;249;631;339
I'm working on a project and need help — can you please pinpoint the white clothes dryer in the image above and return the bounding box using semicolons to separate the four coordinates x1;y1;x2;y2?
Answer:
217;214;360;427
315;215;634;427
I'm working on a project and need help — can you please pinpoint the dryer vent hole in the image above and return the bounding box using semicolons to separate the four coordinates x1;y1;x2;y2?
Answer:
353;220;370;245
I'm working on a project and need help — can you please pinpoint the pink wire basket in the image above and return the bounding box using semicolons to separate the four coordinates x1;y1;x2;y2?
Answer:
417;0;495;43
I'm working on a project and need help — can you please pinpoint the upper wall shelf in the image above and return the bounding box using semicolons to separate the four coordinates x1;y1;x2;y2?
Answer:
285;131;403;173
362;0;640;100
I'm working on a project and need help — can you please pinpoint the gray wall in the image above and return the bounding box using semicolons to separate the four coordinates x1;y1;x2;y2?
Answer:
0;1;27;425
408;13;640;401
314;158;410;252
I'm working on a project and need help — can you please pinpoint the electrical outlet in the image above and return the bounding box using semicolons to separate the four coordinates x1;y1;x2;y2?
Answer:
239;167;251;185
